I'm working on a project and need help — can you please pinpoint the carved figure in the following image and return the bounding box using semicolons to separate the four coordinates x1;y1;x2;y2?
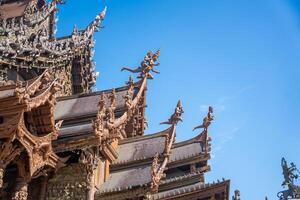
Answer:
193;106;214;132
121;50;160;79
192;106;214;153
277;158;300;199
79;149;99;188
150;153;160;192
232;190;241;200
93;93;106;138
160;100;184;125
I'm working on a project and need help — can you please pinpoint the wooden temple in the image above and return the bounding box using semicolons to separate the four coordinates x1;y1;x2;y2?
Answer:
0;1;231;200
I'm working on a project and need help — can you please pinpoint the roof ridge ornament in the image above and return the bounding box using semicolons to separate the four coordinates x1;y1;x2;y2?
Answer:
193;106;214;132
193;106;214;154
160;100;184;125
121;49;160;80
277;157;300;199
232;190;241;200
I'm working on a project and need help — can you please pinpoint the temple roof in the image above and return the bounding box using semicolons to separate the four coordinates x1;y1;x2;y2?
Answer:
99;165;152;194
96;126;175;197
0;1;106;96
55;85;134;121
112;128;171;166
96;123;213;199
53;77;148;153
152;179;230;200
170;139;204;163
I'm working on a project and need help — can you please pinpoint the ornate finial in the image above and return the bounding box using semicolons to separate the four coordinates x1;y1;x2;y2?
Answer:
126;76;135;88
277;157;300;200
108;89;116;109
93;93;107;140
100;6;107;19
98;92;106;109
193;106;214;132
123;89;133;111
193;106;214;154
232;190;240;200
121;49;160;79
105;89;116;131
160;100;184;125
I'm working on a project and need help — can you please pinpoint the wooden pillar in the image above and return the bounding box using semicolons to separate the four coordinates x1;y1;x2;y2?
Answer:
39;176;49;200
86;174;95;200
104;160;110;182
11;177;28;200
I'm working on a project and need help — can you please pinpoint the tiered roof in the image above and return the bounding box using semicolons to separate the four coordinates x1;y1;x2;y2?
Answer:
0;1;232;200
0;0;106;95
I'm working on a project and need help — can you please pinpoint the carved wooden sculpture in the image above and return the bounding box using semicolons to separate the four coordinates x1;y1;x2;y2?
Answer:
160;100;184;125
232;190;241;200
277;158;300;200
121;50;160;79
192;106;214;154
193;106;214;132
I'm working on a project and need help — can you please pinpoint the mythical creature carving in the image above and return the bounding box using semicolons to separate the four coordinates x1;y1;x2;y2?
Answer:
124;77;135;117
106;89;116;131
93;92;106;139
160;100;184;125
193;106;214;153
277;158;300;200
193;106;214;132
121;50;160;79
232;190;241;200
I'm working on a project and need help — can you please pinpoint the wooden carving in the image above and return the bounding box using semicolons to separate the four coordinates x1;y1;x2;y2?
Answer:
160;100;184;125
124;76;135;118
193;106;214;154
193;106;214;132
121;50;160;79
93;92;106;140
106;89;116;131
0;72;67;191
150;153;160;193
79;149;99;189
0;137;23;189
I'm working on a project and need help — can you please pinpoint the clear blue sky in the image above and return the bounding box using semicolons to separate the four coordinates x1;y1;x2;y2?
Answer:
56;0;300;199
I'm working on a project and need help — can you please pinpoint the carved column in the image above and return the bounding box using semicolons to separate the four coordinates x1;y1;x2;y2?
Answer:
11;178;28;200
80;149;99;200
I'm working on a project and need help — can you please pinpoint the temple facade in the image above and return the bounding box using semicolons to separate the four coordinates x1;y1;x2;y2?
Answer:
0;1;232;200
